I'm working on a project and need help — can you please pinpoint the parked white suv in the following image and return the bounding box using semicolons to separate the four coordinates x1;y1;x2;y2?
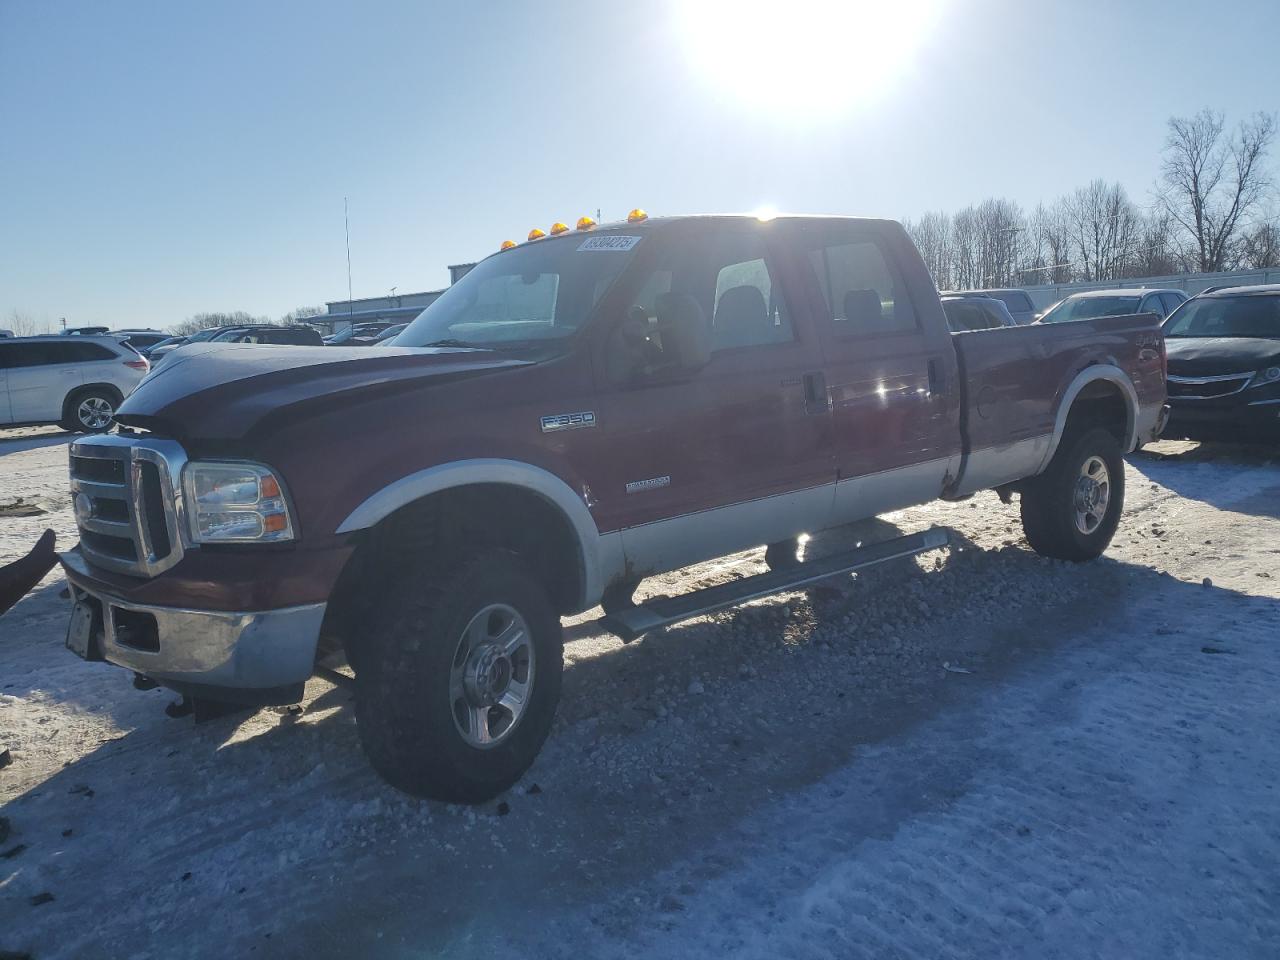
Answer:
0;336;149;432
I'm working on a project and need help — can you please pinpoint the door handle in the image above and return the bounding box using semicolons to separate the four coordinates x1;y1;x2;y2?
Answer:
802;371;827;414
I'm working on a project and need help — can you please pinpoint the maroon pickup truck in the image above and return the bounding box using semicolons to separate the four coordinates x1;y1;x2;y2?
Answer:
60;214;1167;802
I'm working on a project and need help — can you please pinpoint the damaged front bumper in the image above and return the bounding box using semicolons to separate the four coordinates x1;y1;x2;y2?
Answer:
61;547;325;705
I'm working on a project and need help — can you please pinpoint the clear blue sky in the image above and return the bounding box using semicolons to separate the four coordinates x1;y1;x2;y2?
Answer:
2;0;1277;331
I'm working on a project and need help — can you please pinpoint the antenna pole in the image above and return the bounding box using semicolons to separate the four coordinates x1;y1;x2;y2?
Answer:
344;197;354;326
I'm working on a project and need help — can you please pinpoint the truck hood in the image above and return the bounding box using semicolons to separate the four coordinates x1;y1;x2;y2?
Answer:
116;343;531;440
1165;337;1280;376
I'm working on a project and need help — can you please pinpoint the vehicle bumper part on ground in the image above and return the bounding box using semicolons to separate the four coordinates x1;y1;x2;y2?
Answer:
61;546;325;704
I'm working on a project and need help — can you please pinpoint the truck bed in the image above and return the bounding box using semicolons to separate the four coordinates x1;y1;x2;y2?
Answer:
948;313;1167;497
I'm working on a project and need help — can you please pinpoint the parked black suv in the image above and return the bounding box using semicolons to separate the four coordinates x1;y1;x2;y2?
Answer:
1163;285;1280;442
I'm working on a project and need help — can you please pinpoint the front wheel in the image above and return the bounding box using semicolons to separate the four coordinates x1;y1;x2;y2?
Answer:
1019;426;1125;561
63;388;119;433
354;549;563;803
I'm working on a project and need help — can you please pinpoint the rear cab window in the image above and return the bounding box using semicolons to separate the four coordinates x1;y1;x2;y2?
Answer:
795;224;919;337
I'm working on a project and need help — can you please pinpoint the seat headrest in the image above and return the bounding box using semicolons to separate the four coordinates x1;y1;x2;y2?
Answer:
714;285;770;347
843;289;882;326
655;292;710;368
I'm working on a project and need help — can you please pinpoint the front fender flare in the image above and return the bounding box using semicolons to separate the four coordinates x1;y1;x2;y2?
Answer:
335;458;616;612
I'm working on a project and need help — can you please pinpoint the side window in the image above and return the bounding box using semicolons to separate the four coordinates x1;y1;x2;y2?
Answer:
711;255;792;351
8;342;77;366
1161;293;1184;315
982;303;1010;328
807;236;917;334
65;342;116;362
1142;294;1166;318
603;226;794;383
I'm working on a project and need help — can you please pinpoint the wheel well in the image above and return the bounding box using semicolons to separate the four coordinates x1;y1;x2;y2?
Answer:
63;383;124;418
1062;379;1130;447
323;484;583;660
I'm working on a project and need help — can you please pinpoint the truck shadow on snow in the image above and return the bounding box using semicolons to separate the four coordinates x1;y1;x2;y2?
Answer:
7;521;1279;957
1129;441;1280;519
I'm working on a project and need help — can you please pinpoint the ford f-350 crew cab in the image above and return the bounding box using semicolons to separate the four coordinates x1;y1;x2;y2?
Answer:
60;214;1167;802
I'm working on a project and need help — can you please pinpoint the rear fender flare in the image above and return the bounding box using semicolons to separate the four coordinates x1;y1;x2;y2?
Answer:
1039;364;1139;471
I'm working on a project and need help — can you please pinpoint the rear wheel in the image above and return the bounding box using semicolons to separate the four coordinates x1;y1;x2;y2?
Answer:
1020;426;1125;561
354;549;563;803
62;387;119;433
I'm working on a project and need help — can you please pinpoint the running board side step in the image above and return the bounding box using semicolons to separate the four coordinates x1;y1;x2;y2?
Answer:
597;526;950;643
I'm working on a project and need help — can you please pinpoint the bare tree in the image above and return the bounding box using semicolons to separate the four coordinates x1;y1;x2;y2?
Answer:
1239;220;1280;269
170;311;269;337
1020;202;1074;284
280;305;327;324
1063;180;1141;281
1128;210;1181;277
950;206;980;289
5;310;56;336
973;198;1024;287
1158;109;1276;272
903;211;953;289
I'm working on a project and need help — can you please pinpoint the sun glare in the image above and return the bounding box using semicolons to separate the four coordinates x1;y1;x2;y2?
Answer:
675;0;942;117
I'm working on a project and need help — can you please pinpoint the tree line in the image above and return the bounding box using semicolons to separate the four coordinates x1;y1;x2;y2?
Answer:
4;305;328;338
167;306;327;338
904;109;1278;290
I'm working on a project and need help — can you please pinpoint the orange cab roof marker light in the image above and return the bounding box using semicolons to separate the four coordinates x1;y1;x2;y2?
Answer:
527;228;546;241
549;221;570;235
576;216;596;231
626;208;648;223
500;239;517;251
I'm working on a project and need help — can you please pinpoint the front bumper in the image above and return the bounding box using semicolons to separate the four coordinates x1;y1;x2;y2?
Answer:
1164;398;1280;442
61;546;325;702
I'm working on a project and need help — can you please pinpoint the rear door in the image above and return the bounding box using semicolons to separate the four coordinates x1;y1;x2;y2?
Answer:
783;220;962;525
6;341;85;422
584;219;835;573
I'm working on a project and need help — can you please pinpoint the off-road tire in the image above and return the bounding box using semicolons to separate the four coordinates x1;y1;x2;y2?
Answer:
62;386;120;433
354;549;562;803
1020;426;1125;562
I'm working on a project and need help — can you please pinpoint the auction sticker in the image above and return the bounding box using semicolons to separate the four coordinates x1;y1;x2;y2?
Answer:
577;235;642;252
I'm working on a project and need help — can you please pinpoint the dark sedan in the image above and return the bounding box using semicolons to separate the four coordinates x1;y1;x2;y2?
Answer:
1162;285;1280;442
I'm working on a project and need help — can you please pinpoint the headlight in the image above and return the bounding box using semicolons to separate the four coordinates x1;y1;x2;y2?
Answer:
1251;366;1280;387
182;461;295;543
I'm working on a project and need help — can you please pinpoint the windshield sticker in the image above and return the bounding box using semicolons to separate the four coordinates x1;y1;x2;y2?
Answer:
577;235;642;252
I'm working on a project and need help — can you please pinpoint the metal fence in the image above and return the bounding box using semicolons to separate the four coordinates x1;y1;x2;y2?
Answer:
1020;268;1280;310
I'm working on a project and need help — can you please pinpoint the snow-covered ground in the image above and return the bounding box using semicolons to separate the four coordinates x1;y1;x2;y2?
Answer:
1;427;1278;959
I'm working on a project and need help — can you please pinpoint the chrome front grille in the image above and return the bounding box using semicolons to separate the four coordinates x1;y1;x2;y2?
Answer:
1166;372;1253;400
68;436;189;577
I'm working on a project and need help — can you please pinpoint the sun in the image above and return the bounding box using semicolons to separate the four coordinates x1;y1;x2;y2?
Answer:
674;0;943;117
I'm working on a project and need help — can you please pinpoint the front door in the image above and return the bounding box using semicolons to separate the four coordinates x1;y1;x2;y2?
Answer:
583;219;835;575
781;220;962;525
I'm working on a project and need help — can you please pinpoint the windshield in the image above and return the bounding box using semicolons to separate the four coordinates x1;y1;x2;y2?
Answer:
1164;295;1280;339
396;233;642;350
1039;296;1140;323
